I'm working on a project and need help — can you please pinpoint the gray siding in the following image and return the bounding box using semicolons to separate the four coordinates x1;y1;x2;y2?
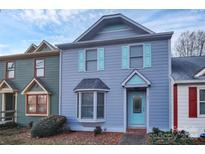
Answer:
61;39;170;131
0;56;59;125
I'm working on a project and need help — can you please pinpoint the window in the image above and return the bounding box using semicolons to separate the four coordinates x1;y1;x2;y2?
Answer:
77;91;105;121
130;45;143;68
86;49;97;71
199;89;205;115
6;62;15;79
27;94;48;115
133;96;142;113
35;59;45;77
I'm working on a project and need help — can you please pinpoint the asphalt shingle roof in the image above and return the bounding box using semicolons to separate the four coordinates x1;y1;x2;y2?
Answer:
172;56;205;81
74;78;110;91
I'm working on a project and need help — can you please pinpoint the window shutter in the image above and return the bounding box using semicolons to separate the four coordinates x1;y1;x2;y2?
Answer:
97;48;104;71
189;87;197;118
143;44;151;68
78;50;85;72
121;46;129;69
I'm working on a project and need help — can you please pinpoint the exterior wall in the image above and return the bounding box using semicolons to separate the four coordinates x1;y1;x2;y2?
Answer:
0;56;59;125
61;39;170;132
92;29;142;41
177;84;205;137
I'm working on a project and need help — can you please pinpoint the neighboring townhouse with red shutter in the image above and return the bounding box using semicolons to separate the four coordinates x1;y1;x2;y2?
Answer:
172;56;205;137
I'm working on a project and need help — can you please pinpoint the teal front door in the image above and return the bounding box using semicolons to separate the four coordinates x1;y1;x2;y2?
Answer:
128;91;145;127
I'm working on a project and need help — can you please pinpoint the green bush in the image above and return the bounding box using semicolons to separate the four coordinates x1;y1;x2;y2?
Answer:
148;128;197;145
31;115;67;138
94;126;102;136
0;122;18;130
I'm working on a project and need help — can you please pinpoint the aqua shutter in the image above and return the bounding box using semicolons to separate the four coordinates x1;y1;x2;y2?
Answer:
121;46;129;69
97;48;104;71
143;44;152;68
78;50;85;72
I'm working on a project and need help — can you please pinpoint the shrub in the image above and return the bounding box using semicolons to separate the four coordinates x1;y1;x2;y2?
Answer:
148;128;197;145
31;115;67;138
0;122;18;130
94;126;102;136
28;121;33;128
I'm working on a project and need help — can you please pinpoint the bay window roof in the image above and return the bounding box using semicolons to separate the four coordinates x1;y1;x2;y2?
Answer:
74;78;110;92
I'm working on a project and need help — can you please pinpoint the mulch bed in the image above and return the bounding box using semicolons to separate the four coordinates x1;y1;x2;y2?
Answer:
0;128;123;145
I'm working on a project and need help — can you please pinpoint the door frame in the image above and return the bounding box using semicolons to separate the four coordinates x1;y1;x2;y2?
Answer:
123;88;149;133
1;92;17;122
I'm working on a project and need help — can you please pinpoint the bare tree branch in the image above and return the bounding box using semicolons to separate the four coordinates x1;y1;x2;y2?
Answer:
175;30;205;57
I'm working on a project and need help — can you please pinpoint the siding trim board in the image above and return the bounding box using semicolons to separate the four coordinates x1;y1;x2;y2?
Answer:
173;84;178;130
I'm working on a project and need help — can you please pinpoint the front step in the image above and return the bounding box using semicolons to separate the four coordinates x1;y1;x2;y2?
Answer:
126;128;147;135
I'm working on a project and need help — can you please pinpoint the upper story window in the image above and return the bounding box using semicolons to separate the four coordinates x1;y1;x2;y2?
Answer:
6;62;15;79
86;49;97;71
199;89;205;115
35;59;45;77
130;45;143;68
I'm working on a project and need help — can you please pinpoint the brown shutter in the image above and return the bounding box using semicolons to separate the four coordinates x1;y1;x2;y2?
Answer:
189;87;197;118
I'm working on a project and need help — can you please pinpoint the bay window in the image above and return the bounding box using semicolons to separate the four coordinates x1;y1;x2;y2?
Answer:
26;94;48;116
77;91;105;122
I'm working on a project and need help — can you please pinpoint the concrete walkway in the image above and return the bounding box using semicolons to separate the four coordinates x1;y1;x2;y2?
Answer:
118;133;147;145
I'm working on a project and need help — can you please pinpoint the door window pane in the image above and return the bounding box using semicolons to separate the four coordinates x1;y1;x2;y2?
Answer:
133;96;142;113
97;93;104;119
81;93;93;118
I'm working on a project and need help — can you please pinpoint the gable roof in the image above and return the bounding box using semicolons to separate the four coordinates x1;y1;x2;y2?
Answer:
74;13;155;42
0;79;18;93
33;40;57;53
74;78;110;92
172;56;205;82
122;69;151;87
25;43;38;53
21;78;51;94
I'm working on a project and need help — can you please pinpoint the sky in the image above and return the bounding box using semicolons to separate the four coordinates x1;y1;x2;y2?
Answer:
0;9;205;56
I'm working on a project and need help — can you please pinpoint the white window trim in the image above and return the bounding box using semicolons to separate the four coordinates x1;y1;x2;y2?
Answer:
197;87;205;118
128;43;144;69
77;91;106;123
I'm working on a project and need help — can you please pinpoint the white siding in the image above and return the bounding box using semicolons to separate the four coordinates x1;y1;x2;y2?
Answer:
178;84;205;137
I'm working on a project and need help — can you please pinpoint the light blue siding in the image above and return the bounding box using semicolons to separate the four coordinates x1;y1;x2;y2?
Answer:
61;39;170;132
97;48;104;71
121;46;129;69
78;50;85;72
126;74;146;85
143;44;152;68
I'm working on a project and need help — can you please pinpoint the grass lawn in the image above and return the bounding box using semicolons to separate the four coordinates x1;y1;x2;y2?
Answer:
0;128;123;145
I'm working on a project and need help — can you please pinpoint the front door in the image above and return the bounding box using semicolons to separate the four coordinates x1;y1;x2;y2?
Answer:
128;91;145;127
5;93;15;121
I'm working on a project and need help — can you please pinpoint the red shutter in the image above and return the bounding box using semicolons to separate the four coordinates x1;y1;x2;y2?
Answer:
173;84;178;130
189;87;197;118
